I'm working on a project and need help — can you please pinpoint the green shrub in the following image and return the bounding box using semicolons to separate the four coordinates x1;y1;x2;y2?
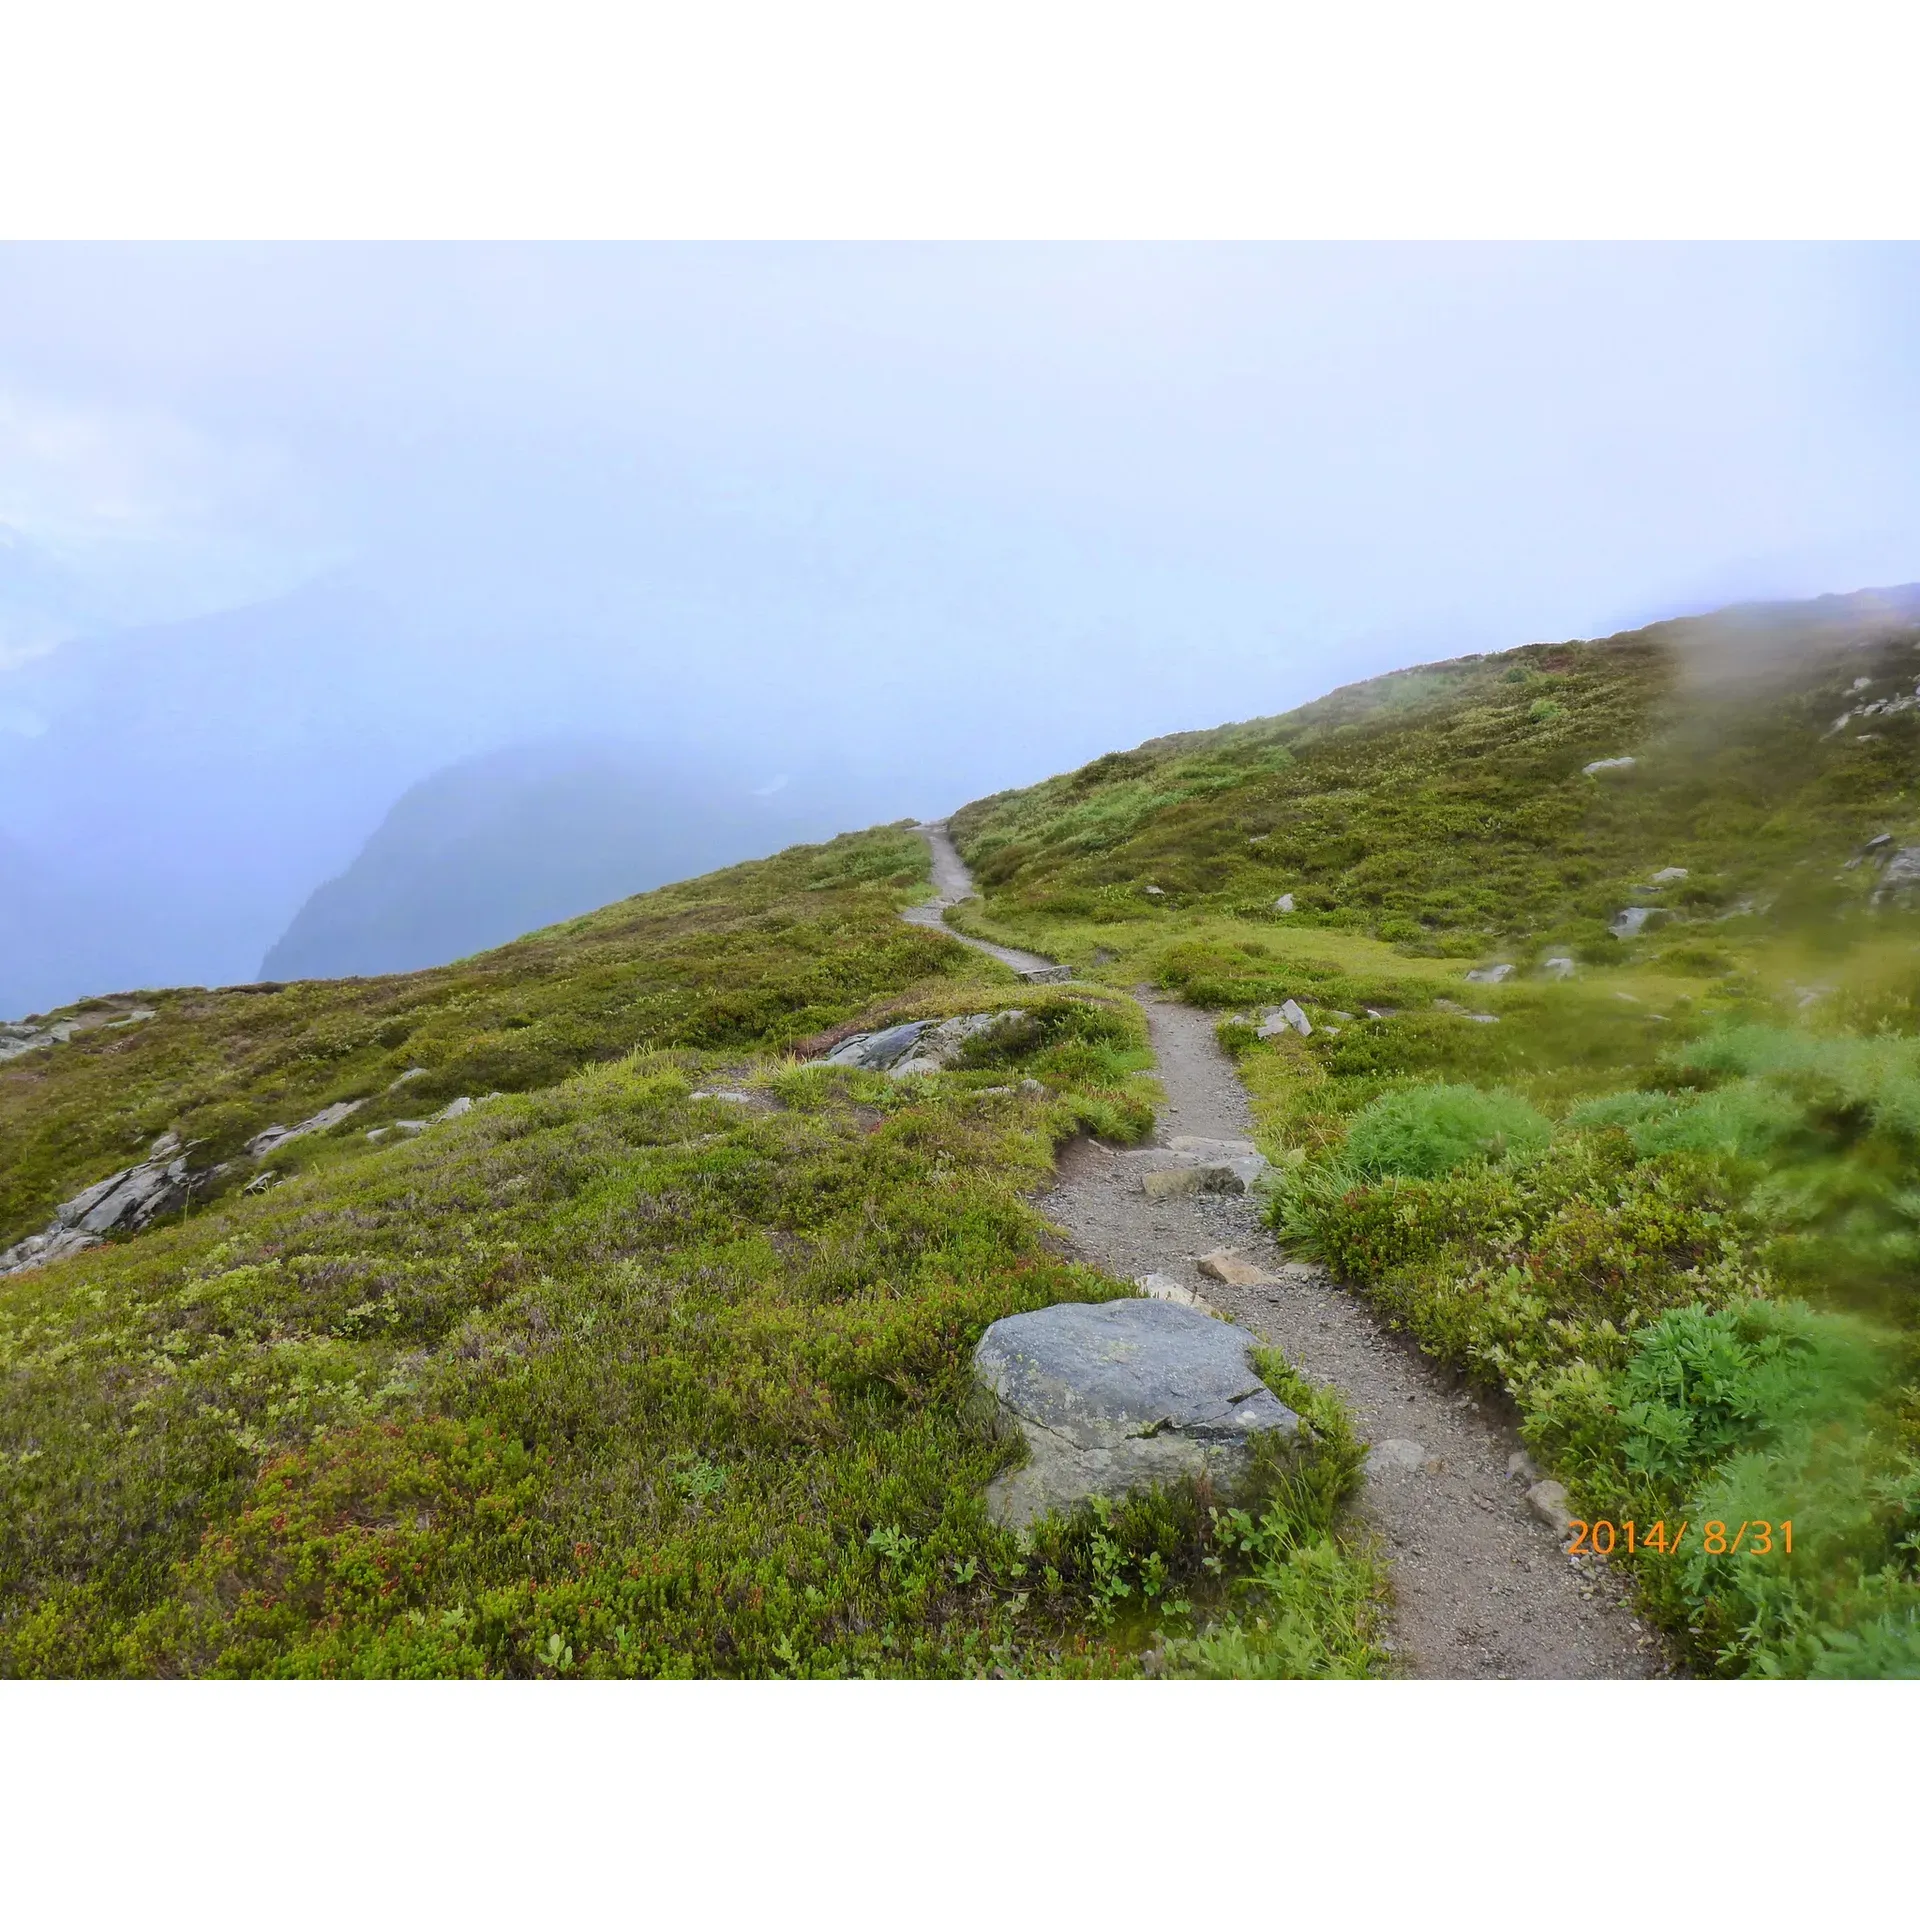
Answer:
1153;939;1338;1010
1341;1083;1550;1180
1567;1081;1803;1161
1523;1299;1920;1676
1656;939;1735;977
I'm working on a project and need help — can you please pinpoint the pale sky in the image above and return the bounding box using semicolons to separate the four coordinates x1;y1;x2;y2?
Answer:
2;244;1918;1009
6;247;1918;677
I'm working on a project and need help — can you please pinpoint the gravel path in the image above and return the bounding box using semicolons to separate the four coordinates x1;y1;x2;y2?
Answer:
1046;991;1668;1677
905;828;1668;1678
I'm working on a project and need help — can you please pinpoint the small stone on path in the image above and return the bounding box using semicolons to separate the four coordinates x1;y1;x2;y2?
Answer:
1196;1247;1275;1288
1526;1479;1577;1537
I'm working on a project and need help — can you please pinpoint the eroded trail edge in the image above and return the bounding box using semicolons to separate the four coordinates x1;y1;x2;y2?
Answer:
908;827;1665;1678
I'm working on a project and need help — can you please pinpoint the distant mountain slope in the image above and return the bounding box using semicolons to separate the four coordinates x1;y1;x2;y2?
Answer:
0;580;938;1015
260;740;839;981
950;585;1920;959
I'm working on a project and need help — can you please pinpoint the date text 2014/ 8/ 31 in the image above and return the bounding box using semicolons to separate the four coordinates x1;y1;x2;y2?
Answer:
1567;1520;1792;1558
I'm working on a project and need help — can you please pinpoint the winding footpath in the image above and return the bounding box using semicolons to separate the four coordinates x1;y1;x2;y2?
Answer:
911;821;1666;1678
906;826;1072;982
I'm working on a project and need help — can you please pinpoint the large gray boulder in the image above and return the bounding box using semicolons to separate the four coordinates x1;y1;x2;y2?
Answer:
974;1298;1301;1529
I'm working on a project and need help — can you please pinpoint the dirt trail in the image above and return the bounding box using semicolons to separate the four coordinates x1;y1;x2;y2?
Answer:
905;824;1071;981
908;828;1666;1678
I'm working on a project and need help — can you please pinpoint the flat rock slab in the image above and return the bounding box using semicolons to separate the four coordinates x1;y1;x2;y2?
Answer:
247;1100;365;1159
1134;1273;1224;1318
1136;1150;1268;1198
974;1298;1300;1529
1194;1248;1329;1288
1;1130;205;1278
1196;1248;1275;1288
822;1021;929;1071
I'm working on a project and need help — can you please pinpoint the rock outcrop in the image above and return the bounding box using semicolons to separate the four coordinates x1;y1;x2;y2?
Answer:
0;1132;206;1278
974;1298;1302;1529
0;1005;154;1067
368;1094;489;1142
246;1100;365;1158
2;1096;387;1269
813;1010;1038;1077
1257;1000;1312;1038
1870;845;1920;906
0;1017;81;1065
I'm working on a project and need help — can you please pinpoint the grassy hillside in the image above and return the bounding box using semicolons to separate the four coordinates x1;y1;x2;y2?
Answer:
950;586;1920;964
947;590;1920;1676
2;829;956;1252
1;827;1379;1677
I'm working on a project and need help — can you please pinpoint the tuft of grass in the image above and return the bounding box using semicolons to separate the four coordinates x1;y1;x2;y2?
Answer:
1160;1354;1388;1678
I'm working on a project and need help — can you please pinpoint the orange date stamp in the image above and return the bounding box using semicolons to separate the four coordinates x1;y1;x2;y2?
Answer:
1568;1519;1793;1557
